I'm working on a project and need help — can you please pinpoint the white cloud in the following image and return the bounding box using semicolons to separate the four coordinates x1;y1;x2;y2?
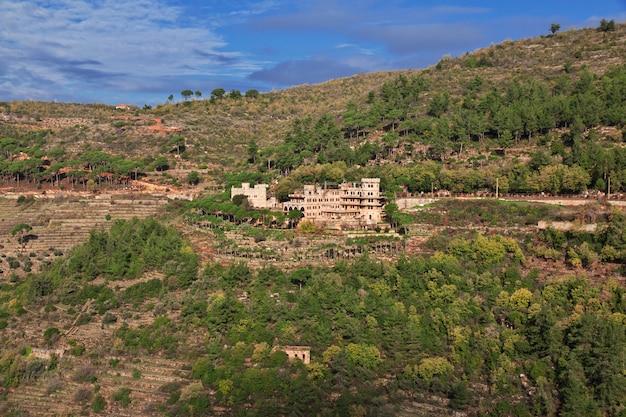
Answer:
0;0;256;101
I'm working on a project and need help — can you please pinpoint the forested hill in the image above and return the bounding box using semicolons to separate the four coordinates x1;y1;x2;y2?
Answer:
2;21;626;417
1;22;626;197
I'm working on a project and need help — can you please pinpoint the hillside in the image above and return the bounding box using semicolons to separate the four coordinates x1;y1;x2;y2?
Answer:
1;196;625;416
1;23;626;417
1;24;625;191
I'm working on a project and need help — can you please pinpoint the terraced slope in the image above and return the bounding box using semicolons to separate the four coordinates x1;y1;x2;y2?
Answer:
4;353;192;416
0;193;171;280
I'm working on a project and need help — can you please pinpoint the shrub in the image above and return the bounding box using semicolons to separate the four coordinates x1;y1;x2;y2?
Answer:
91;394;106;413
23;359;47;383
44;327;60;345
68;343;86;357
112;387;131;407
75;313;92;326
6;257;20;269
72;386;93;403
45;377;64;395
101;312;117;325
72;365;96;383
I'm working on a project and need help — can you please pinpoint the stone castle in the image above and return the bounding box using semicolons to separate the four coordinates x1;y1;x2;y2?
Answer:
231;178;385;229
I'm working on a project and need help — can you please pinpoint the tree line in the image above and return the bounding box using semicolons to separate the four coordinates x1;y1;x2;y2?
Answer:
244;64;626;197
0;132;190;189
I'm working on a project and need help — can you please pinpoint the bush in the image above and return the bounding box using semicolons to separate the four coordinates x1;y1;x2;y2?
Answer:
69;344;86;356
75;313;92;326
112;387;132;407
45;378;63;395
6;257;20;269
43;327;60;345
72;386;93;403
23;359;46;383
101;312;117;325
91;394;106;413
72;365;96;383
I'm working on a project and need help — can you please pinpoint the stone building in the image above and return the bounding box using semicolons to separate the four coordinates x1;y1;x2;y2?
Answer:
283;178;384;229
230;182;276;209
231;178;385;229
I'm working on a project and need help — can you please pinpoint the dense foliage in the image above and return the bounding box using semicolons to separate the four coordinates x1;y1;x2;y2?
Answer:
27;217;198;305
258;65;626;197
1;214;624;416
177;231;626;416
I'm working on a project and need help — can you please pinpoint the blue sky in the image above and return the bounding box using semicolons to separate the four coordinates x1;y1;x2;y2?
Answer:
1;0;625;106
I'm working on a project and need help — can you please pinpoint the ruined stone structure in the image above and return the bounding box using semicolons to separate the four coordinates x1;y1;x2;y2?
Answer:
30;347;66;360
280;346;311;365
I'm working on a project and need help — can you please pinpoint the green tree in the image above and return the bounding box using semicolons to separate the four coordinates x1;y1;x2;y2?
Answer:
247;139;259;163
245;89;259;98
194;90;202;99
559;354;600;417
427;92;450;117
229;89;242;99
274;177;300;202
384;203;400;229
186;171;201;185
290;267;312;290
449;381;471;410
345;343;381;370
11;222;33;252
550;23;561;35
153;156;169;171
287;209;303;228
167;136;185;155
181;90;193;101
598;19;616;32
211;88;225;100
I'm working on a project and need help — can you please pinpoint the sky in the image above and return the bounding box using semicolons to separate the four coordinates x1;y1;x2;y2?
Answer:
1;1;626;106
